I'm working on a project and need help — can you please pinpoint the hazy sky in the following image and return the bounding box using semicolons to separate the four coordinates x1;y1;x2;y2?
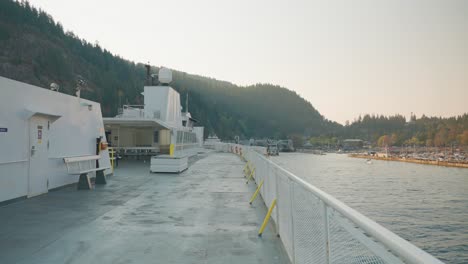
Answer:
27;0;468;124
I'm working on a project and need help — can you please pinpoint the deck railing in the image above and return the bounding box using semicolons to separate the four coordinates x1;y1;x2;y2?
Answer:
174;143;200;156
214;143;444;264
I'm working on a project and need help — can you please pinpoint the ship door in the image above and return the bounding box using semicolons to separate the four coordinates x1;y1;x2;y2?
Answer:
28;115;51;197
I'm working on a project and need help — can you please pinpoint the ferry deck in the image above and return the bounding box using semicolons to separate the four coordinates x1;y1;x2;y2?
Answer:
0;152;289;264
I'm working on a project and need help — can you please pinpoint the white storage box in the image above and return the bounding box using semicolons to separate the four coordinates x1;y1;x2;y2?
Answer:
150;155;188;173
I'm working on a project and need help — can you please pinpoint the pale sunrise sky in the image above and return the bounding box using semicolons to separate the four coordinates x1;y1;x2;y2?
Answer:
27;0;468;124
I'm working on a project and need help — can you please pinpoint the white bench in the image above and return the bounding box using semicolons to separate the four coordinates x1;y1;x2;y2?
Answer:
63;155;110;190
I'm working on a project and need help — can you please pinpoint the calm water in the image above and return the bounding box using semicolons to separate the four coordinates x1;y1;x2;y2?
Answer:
271;153;468;264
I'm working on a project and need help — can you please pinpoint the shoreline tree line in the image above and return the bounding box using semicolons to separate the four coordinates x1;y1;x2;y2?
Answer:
309;114;468;148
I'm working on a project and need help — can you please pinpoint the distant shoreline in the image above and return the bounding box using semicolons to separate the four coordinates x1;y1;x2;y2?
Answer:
349;154;468;169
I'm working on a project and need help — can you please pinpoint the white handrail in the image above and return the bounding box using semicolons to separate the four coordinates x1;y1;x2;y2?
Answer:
0;159;28;165
257;153;444;264
215;142;444;264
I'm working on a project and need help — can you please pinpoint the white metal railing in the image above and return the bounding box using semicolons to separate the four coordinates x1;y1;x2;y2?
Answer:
117;105;145;118
174;143;200;156
0;159;28;165
214;142;444;264
116;105;162;120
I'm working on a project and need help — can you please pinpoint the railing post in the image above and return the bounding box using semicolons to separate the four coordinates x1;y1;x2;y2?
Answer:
289;180;296;263
322;200;331;264
274;165;280;237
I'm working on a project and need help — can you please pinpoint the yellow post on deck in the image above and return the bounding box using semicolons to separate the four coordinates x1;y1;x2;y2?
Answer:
243;161;251;177
169;144;174;156
249;179;264;204
246;167;255;184
258;198;277;237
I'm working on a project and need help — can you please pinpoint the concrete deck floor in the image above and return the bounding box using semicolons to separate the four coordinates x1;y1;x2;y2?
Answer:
0;152;289;264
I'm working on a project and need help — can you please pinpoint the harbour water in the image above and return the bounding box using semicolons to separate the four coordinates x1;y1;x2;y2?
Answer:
271;153;468;264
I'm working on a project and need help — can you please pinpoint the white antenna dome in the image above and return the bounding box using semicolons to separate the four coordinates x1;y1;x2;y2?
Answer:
158;67;172;84
50;82;59;91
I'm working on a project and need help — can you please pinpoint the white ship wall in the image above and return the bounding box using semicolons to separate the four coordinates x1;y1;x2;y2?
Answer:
0;77;111;203
143;86;182;128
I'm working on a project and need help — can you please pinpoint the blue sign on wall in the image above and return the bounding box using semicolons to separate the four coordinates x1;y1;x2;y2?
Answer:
0;128;8;133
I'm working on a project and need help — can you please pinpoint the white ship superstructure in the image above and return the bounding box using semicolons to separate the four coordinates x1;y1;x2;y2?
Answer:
103;67;204;172
0;77;111;202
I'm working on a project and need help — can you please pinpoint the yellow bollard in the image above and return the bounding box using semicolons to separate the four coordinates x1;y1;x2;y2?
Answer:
169;144;174;157
243;161;251;177
249;179;264;204
258;198;277;237
246;167;255;184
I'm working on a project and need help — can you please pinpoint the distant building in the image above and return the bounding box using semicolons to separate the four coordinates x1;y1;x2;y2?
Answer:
343;139;364;150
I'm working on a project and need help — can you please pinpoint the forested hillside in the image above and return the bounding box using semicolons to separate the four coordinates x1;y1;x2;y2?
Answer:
1;0;466;146
0;0;339;139
309;114;468;148
343;114;468;147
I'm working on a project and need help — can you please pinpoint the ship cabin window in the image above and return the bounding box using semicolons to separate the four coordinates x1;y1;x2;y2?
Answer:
153;131;159;143
175;131;197;144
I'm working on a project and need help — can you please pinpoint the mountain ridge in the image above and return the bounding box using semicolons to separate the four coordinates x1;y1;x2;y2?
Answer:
0;0;338;139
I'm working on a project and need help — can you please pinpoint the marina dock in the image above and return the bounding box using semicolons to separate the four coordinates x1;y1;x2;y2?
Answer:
349;154;468;168
0;152;289;264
